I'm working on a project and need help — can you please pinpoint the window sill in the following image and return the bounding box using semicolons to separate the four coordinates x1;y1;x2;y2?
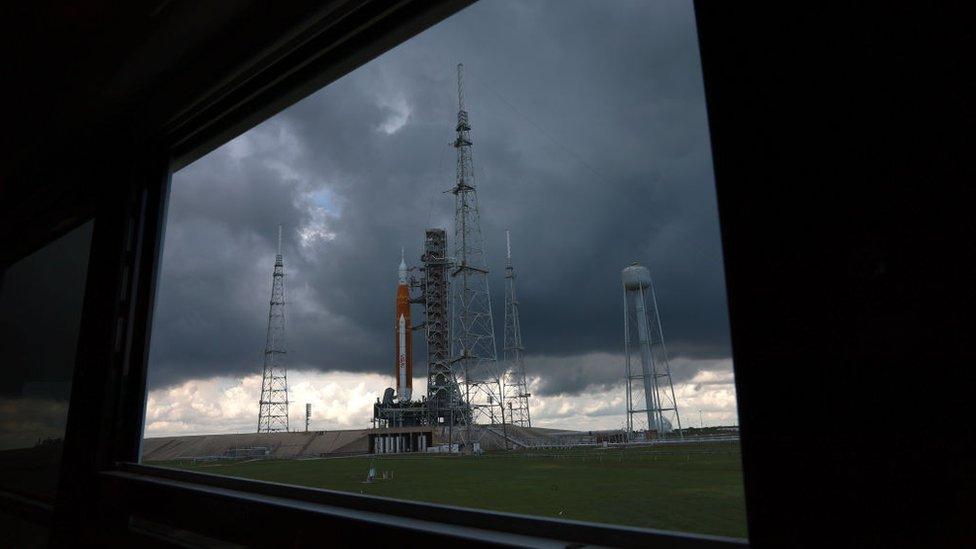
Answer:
100;463;747;547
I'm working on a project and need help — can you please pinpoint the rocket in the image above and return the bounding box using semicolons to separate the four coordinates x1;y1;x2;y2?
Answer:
395;249;413;401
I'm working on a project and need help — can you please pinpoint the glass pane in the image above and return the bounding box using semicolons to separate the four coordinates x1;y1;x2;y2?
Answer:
144;0;744;538
0;220;93;501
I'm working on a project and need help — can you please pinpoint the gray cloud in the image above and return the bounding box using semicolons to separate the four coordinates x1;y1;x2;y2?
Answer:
147;0;730;397
527;354;734;397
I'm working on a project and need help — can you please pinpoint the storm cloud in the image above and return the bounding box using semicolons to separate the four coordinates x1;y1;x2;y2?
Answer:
147;0;730;399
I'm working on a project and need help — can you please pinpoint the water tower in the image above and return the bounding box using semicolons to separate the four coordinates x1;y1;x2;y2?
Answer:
622;262;682;438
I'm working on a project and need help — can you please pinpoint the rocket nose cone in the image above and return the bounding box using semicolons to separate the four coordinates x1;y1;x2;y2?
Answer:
398;247;407;283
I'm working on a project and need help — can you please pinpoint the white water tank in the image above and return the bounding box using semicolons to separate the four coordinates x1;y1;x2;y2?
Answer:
622;262;652;291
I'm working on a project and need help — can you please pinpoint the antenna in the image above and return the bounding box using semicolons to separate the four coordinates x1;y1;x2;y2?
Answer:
277;224;282;256
506;229;512;264
457;63;465;112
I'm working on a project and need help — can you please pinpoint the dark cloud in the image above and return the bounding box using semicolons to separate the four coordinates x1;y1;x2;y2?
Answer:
147;0;730;395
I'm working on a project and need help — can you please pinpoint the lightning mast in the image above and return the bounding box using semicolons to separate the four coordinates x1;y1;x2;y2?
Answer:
503;230;532;427
449;63;505;434
258;225;289;433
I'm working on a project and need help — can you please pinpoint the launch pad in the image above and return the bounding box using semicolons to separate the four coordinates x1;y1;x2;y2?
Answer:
372;390;470;429
368;65;680;446
373;66;527;443
372;397;470;429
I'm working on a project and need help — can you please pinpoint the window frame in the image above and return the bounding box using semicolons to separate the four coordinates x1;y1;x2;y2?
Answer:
41;1;749;545
103;463;745;547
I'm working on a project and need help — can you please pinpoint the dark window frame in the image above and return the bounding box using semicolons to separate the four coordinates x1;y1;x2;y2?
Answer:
7;1;969;546
29;1;747;546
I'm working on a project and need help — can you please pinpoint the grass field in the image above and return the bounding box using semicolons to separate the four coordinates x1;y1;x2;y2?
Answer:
156;442;747;539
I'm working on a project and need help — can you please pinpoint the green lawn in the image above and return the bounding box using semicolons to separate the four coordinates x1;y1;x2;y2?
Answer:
155;442;747;539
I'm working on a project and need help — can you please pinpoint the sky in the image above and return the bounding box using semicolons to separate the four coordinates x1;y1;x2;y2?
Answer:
144;0;737;437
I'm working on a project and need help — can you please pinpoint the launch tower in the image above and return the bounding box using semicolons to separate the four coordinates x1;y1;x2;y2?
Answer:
258;226;289;433
503;230;531;427
422;229;467;427
449;64;505;429
622;262;681;438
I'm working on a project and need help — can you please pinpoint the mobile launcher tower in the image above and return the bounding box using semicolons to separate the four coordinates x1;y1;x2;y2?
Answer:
421;229;469;428
622;262;682;440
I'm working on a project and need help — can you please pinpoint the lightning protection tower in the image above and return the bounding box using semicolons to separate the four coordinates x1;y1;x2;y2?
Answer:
622;262;681;439
449;63;506;433
503;230;531;427
258;226;289;433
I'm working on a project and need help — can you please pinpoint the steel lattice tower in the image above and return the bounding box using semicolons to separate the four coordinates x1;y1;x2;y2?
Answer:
449;63;505;430
503;230;531;427
622;262;681;438
422;228;467;431
258;226;289;433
